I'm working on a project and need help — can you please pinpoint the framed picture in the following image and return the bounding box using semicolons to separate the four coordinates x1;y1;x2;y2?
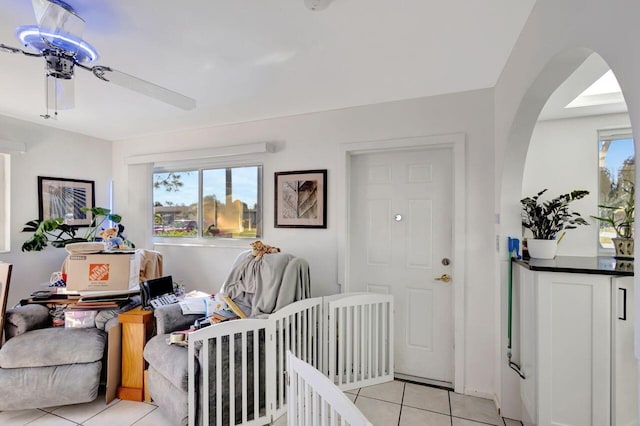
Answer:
275;169;327;228
38;176;95;228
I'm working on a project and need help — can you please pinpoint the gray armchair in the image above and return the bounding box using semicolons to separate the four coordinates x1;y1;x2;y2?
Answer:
0;304;111;410
143;251;311;426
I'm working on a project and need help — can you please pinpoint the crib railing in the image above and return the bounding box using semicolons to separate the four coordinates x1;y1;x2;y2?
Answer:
270;297;324;420
188;319;274;426
187;293;393;426
326;294;394;390
287;351;373;426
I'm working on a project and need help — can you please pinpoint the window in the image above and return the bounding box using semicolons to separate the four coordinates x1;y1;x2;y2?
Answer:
598;129;634;250
153;165;262;240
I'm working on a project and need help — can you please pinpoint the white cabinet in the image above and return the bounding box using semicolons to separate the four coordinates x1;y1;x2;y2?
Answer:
612;277;637;426
517;266;635;426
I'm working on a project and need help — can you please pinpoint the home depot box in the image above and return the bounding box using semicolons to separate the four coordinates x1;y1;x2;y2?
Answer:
66;252;139;291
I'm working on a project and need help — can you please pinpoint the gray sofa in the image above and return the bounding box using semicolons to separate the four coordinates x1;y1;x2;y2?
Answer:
0;304;109;410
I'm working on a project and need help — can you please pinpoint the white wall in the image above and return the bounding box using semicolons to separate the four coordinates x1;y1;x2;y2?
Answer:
0;114;112;306
494;0;640;418
113;88;497;396
523;113;631;256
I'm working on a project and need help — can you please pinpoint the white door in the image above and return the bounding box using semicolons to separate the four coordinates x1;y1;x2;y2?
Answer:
348;147;454;384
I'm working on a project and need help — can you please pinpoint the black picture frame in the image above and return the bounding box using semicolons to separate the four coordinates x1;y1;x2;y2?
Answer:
275;169;327;228
38;176;95;228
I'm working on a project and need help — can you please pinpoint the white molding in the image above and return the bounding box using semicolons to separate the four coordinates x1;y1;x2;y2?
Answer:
125;142;275;165
337;132;467;394
0;139;26;154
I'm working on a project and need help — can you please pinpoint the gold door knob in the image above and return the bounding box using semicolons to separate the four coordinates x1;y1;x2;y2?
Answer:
435;274;451;283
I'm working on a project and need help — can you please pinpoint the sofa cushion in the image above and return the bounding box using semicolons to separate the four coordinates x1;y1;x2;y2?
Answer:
0;361;102;410
0;327;106;368
144;334;189;392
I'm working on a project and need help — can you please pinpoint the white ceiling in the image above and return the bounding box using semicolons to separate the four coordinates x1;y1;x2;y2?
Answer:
0;0;536;141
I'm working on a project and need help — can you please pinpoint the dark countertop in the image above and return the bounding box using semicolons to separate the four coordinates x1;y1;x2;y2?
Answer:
514;256;634;276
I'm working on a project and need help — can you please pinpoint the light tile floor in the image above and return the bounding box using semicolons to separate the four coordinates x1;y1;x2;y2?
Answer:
0;380;523;426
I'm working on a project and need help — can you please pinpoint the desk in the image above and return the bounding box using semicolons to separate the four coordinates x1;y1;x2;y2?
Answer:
117;307;153;401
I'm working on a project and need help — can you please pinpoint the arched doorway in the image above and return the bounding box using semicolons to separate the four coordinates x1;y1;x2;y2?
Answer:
497;47;636;422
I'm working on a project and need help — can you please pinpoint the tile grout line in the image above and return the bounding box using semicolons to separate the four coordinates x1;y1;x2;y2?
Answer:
22;410;49;426
397;382;406;426
451;415;502;426
448;391;453;426
129;405;160;426
76;398;124;425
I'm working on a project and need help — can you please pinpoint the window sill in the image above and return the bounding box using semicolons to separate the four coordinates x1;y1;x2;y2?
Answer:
153;238;256;250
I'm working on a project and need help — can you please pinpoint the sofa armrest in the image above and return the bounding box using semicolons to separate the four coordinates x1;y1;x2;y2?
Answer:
154;304;200;334
4;304;51;340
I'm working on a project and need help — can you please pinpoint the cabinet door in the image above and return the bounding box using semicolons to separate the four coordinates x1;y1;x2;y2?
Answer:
537;272;611;426
519;266;537;426
611;277;637;426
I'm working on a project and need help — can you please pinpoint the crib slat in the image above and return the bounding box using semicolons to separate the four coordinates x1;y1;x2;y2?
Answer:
254;329;260;420
329;307;336;382
188;337;195;426
338;307;344;386
373;303;379;377
297;373;304;424
229;334;236;425
215;336;222;426
381;302;387;375
360;305;366;380
297;311;302;357
241;332;248;423
322;398;328;425
279;319;285;407
202;339;210;426
312;388;319;426
304;381;311;425
302;308;307;362
367;305;375;379
348;305;354;385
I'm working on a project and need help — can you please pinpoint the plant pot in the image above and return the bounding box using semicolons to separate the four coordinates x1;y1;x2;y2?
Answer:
612;237;634;259
527;239;558;259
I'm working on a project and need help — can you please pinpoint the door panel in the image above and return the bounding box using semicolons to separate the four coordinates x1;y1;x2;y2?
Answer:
349;147;453;383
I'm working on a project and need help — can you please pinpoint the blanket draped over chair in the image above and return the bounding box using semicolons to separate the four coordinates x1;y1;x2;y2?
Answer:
220;251;311;317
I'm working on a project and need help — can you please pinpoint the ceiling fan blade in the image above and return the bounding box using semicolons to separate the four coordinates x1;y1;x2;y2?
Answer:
46;74;74;110
32;0;85;54
89;66;196;110
0;43;42;57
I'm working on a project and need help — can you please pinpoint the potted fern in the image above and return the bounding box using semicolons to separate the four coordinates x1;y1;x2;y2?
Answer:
592;182;634;259
521;189;590;259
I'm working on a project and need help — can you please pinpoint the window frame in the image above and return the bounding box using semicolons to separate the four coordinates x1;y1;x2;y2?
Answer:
152;161;263;247
597;127;634;256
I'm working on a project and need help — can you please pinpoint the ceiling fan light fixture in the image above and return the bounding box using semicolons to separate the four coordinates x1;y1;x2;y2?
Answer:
15;25;99;62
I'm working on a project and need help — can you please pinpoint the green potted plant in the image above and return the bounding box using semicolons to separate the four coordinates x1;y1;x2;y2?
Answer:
521;189;590;259
592;182;634;259
21;206;133;252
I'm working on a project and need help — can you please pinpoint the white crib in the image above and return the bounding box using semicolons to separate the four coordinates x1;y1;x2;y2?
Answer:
287;351;373;426
187;293;393;426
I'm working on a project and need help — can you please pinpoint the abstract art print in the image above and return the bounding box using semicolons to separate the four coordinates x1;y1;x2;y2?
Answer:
275;170;327;228
38;176;95;227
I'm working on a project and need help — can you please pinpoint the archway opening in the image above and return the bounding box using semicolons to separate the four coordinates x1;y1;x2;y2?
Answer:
498;48;635;421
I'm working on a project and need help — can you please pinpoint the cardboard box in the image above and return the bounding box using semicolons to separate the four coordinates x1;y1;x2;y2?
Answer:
66;252;139;291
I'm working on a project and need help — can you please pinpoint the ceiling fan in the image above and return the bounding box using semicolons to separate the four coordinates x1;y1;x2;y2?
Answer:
0;0;196;119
